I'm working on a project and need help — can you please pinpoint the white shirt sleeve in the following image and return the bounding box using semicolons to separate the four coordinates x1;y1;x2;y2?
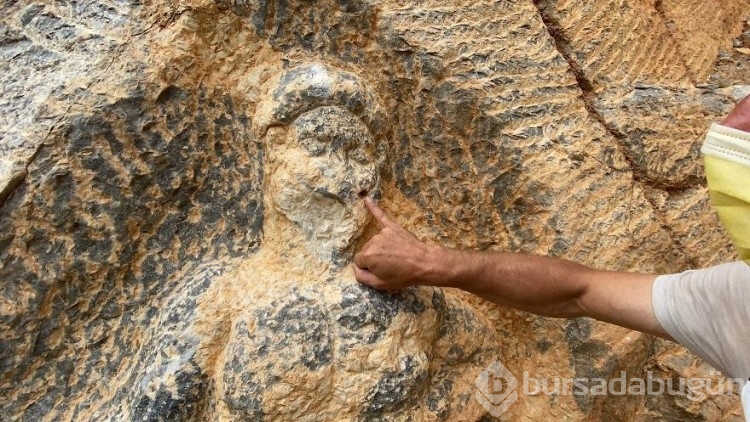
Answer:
652;261;750;380
652;262;750;420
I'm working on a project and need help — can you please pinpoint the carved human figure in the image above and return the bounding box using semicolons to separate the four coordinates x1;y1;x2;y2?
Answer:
252;63;388;267
191;64;499;421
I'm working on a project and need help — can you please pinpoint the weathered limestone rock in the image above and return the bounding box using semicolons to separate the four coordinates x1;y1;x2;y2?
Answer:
657;0;750;82
1;0;747;420
136;64;498;421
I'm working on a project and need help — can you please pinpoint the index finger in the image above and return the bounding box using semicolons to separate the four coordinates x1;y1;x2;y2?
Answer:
364;197;394;228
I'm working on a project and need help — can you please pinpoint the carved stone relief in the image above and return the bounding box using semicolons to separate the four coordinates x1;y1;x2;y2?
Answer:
1;0;748;420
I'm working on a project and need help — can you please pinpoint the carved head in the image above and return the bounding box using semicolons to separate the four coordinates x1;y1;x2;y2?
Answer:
254;64;388;262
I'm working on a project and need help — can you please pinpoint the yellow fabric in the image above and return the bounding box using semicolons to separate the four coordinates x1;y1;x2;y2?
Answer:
704;154;750;263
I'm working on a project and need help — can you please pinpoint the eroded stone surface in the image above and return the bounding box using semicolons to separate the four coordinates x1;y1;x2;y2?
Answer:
1;0;748;420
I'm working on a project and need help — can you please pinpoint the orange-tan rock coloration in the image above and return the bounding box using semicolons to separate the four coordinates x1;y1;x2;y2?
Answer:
1;0;748;420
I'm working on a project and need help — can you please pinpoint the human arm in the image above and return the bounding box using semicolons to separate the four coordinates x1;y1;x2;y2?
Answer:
353;198;672;339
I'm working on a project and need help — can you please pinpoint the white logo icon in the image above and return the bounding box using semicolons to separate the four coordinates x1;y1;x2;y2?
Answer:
475;361;519;417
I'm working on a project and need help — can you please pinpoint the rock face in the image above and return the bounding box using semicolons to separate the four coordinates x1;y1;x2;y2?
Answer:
0;0;747;421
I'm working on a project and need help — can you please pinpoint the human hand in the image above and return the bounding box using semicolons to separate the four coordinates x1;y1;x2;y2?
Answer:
721;94;750;133
353;198;446;290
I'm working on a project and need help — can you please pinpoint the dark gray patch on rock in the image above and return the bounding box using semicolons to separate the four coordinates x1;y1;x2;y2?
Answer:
336;284;426;347
255;292;333;370
220;0;376;62
0;77;263;418
132;337;207;422
218;288;337;419
361;355;429;418
426;378;454;420
564;318;619;412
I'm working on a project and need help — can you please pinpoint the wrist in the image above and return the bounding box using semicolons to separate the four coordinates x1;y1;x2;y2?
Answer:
423;245;467;288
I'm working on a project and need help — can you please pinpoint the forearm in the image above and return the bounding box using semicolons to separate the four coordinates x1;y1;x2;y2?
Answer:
427;247;667;337
355;199;670;338
430;248;590;318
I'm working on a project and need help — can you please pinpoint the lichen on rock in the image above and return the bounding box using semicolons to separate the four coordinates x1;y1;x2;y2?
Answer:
1;0;748;420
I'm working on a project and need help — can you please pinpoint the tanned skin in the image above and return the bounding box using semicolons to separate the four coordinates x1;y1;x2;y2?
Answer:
353;94;750;341
353;198;670;339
